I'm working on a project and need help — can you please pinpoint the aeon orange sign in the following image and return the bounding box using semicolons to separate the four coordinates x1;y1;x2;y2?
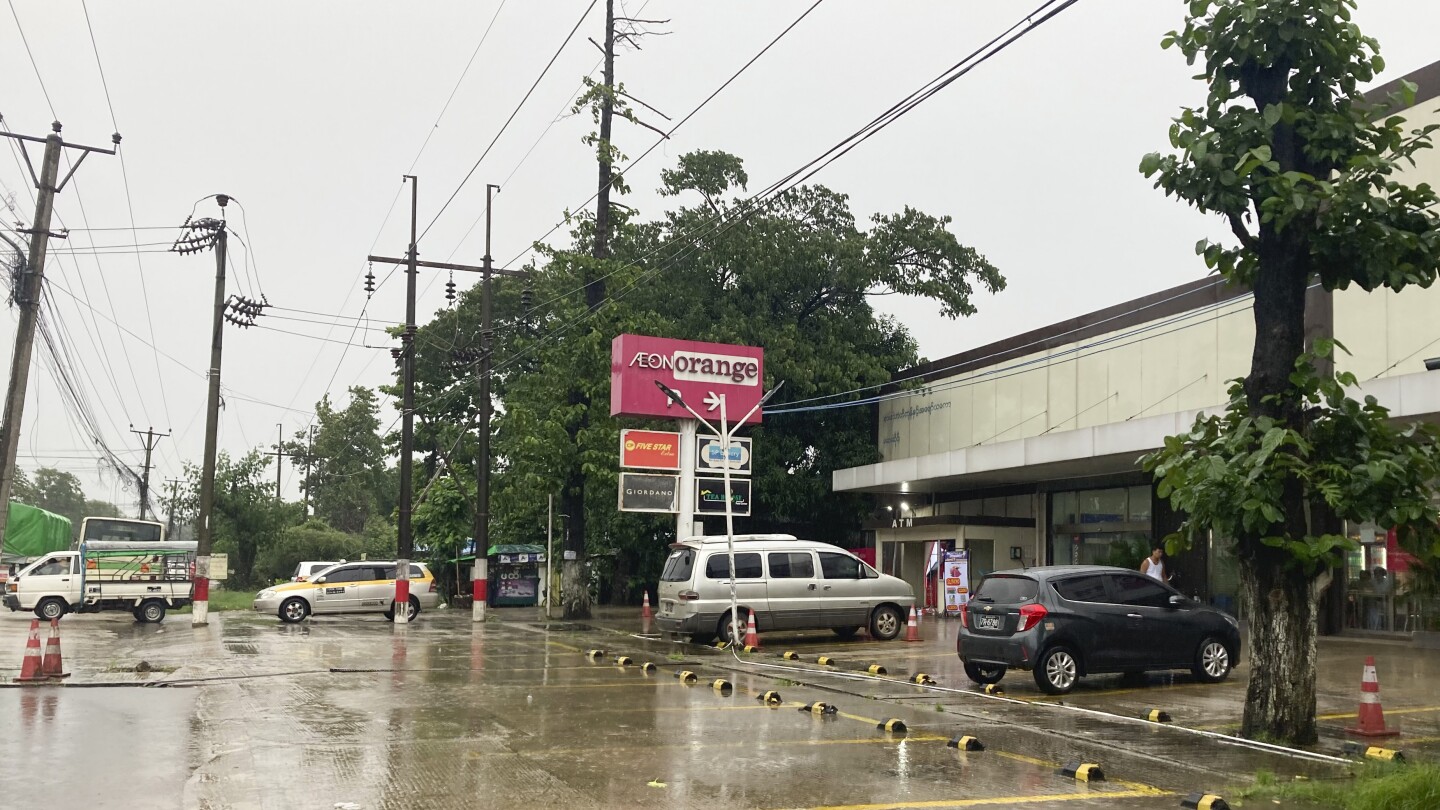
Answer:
620;429;681;470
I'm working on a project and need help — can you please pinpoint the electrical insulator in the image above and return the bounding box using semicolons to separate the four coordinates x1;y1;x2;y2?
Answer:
445;272;456;304
364;263;376;297
521;282;534;310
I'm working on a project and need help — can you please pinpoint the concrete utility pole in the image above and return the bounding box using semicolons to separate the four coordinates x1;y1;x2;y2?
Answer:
302;425;315;516
367;182;521;626
128;425;171;520
193;197;228;627
0;122;115;559
472;182;500;623
265;423;287;502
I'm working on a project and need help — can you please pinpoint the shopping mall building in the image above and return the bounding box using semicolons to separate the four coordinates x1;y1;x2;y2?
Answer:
833;60;1440;637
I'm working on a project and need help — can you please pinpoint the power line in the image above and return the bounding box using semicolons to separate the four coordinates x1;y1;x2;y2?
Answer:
489;0;1082;378
420;0;600;242
5;0;56;119
405;0;510;176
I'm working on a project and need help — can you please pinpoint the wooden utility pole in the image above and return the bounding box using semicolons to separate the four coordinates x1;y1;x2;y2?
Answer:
164;477;183;541
265;422;287;502
0;122;115;558
128;425;171;519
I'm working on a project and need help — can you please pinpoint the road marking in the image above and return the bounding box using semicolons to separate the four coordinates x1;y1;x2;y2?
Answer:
472;735;952;758
786;789;1174;809
994;752;1167;795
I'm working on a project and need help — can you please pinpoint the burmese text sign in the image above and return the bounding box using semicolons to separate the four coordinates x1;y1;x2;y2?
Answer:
618;473;680;513
695;477;752;516
620;429;682;471
610;334;765;424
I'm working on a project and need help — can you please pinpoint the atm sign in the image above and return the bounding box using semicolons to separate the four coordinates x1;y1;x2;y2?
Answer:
620;429;682;471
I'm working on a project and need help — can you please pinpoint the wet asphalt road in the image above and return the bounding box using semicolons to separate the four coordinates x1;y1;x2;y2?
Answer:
0;606;1434;809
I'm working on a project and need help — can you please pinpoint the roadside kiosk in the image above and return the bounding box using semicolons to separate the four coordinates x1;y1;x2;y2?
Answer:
488;544;545;607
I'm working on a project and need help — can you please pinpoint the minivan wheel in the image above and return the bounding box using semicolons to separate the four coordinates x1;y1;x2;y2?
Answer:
718;610;749;644
35;597;67;621
1192;637;1232;683
1034;646;1079;694
964;662;1006;685
139;600;167;624
870;605;903;641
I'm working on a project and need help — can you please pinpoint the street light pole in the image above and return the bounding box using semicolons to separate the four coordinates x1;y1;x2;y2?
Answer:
654;381;783;647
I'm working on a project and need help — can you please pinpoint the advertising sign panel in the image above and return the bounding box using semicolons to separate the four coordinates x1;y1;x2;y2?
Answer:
620;429;682;470
695;477;752;516
618;473;679;513
942;549;970;614
696;436;752;475
610;334;765;424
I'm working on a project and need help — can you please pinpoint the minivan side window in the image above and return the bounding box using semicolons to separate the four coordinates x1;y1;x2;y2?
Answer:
1051;575;1107;603
661;549;695;582
323;566;368;584
704;552;762;579
818;552;862;580
1107;574;1172;608
768;552;815;578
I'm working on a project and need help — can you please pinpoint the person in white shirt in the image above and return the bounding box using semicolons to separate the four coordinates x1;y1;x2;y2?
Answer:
1140;546;1171;583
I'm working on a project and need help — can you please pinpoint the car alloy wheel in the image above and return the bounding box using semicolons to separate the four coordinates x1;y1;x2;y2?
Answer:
870;606;902;640
1197;639;1231;681
1037;648;1077;693
280;597;309;623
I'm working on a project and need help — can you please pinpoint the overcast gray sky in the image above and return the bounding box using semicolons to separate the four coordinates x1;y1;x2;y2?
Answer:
3;0;1438;512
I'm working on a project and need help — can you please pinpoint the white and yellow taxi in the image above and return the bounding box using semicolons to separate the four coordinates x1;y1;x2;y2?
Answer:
254;561;439;623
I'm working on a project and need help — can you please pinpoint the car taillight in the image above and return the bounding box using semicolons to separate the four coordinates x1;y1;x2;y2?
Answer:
1017;603;1048;632
678;590;699;601
960;605;969;628
429;580;437;593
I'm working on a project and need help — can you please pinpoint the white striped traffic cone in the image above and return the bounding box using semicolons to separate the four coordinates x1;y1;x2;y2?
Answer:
15;620;45;682
1346;656;1398;737
903;606;922;642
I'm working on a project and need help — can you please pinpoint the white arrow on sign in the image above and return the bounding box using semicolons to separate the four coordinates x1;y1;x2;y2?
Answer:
702;391;723;412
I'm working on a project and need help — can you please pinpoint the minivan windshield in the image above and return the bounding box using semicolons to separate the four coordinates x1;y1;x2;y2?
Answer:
973;575;1038;604
661;548;695;582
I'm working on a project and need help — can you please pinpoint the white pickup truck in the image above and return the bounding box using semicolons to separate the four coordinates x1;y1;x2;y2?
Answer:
2;540;197;623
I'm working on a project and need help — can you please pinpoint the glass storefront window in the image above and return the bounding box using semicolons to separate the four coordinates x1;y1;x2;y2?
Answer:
1127;485;1152;522
1079;489;1127;525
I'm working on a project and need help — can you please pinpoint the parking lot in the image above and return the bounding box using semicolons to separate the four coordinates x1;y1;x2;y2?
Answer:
0;605;1435;809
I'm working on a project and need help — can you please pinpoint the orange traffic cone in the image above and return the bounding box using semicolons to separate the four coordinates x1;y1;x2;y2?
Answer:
903;607;922;642
743;610;761;649
641;590;653;621
40;618;69;680
1347;656;1398;737
15;619;46;683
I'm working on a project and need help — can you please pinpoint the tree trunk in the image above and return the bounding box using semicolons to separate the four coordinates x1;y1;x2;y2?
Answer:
561;473;591;619
1238;231;1320;744
1239;543;1320;743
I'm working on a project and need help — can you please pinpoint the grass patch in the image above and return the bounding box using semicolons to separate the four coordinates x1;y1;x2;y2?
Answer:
666;652;685;662
176;589;254;613
1236;763;1440;810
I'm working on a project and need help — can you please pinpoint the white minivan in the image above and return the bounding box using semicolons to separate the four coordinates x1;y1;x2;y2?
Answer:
656;534;915;643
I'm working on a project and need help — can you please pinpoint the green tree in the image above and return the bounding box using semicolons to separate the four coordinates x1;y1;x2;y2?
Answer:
182;451;288;587
287;387;389;534
82;500;122;518
10;469;38;505
253;517;394;584
28;467;90;537
406;151;1002;610
1139;0;1440;743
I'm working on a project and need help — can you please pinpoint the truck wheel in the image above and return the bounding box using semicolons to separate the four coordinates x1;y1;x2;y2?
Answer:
35;597;67;621
139;600;167;623
132;606;145;622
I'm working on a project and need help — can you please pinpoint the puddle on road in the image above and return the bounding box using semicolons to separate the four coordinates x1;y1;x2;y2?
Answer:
224;643;259;656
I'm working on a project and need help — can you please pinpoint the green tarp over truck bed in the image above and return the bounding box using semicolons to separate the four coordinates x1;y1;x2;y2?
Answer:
2;502;73;558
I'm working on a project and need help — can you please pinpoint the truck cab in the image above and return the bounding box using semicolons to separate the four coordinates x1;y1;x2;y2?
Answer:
3;552;82;620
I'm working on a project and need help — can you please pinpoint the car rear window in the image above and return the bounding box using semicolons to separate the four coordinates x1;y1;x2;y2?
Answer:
973;575;1038;604
705;552;762;579
1052;575;1107;603
661;549;696;582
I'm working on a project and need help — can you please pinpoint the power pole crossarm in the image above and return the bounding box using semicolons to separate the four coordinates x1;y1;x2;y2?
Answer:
0;122;114;558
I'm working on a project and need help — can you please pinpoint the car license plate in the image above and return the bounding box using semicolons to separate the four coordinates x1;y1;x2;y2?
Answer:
976;615;1002;630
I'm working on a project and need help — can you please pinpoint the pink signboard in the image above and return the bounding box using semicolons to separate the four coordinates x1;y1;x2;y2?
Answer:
611;334;765;424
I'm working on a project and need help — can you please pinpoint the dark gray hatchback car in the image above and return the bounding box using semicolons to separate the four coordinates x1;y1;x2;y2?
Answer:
956;566;1242;694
